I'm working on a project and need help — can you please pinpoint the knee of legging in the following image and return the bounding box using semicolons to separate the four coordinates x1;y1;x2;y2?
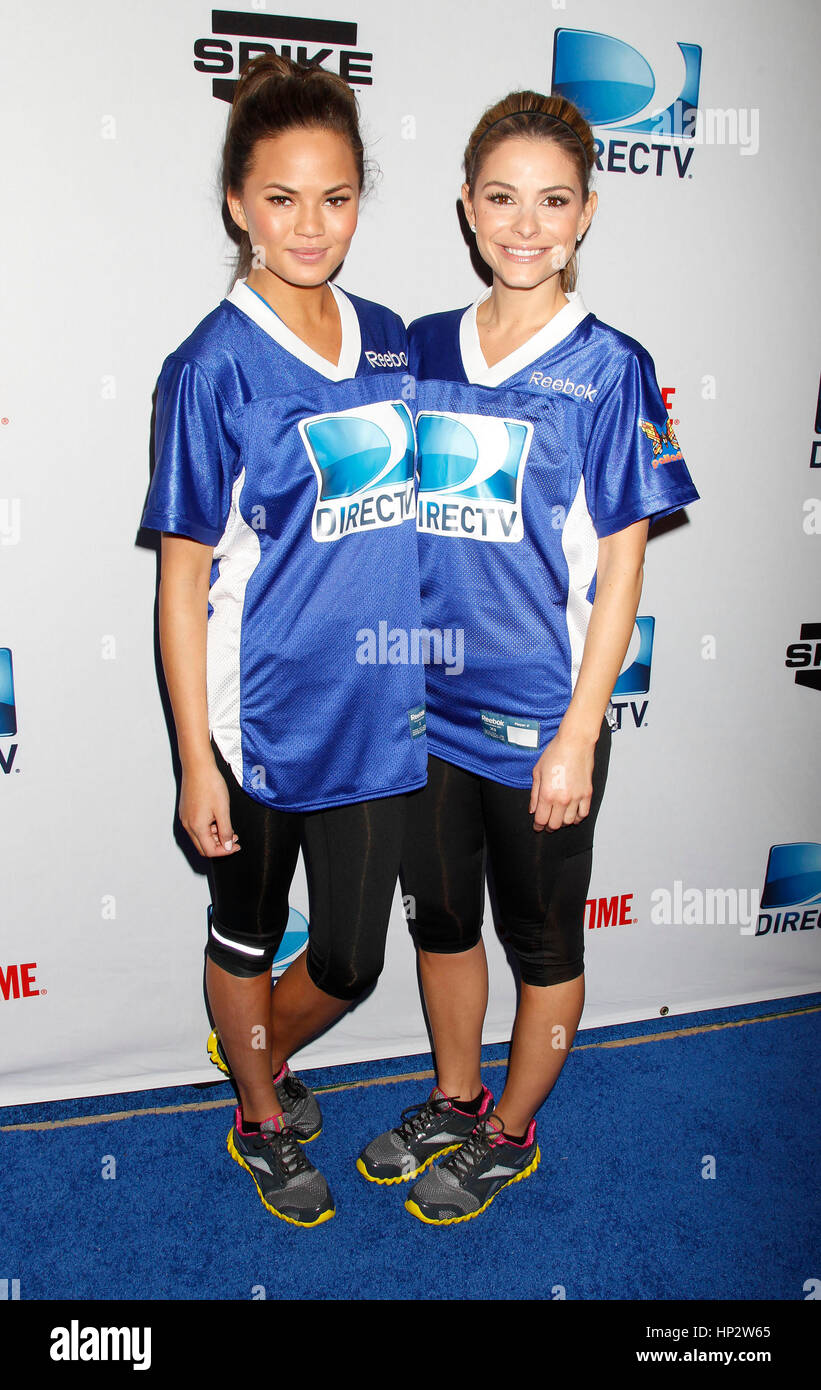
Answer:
406;898;483;955
517;955;585;987
502;922;584;987
305;942;386;1001
206;914;278;979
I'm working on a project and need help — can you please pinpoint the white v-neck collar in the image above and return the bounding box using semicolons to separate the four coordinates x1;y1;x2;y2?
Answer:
459;287;589;386
227;279;361;381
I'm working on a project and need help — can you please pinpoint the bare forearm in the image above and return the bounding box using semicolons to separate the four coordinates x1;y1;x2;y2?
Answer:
158;566;214;773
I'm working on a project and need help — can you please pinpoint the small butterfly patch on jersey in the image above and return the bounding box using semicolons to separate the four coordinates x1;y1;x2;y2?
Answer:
299;400;416;542
638;418;683;468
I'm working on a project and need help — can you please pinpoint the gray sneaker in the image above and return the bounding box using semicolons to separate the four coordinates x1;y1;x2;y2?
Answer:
405;1114;540;1225
207;1031;322;1142
273;1062;322;1143
357;1086;494;1184
227;1109;334;1227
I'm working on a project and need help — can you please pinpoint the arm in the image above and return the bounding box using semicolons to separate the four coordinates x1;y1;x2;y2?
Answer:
158;534;239;858
529;517;649;831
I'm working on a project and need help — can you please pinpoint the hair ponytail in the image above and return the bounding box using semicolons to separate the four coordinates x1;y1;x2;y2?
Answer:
221;54;367;280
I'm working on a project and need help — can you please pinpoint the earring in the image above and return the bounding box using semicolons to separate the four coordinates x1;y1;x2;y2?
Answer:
470;224;477;233
576;233;582;242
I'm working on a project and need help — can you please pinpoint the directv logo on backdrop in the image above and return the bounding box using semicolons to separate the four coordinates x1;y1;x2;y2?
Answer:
613;617;655;697
551;29;702;178
608;617;654;731
272;907;310;977
0;648;15;737
755;844;821;937
416;411;533;543
0;648;19;776
300;401;415;543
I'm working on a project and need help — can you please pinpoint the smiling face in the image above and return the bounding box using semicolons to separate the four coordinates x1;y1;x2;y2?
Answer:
462;135;597;293
226;126;360;290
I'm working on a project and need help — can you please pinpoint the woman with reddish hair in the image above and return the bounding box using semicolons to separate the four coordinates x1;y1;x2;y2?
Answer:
359;89;698;1224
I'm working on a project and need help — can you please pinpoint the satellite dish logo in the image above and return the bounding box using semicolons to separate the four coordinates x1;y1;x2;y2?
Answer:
613;617;655;697
416;411;533;544
551;29;702;139
0;648;18;776
272;907;310;977
756;844;821;937
0;648;15;737
299;401;415;542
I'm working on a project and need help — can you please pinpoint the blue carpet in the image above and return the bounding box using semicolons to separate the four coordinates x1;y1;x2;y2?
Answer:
2;996;818;1301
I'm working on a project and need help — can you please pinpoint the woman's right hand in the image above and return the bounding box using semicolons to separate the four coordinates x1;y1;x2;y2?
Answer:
179;759;240;858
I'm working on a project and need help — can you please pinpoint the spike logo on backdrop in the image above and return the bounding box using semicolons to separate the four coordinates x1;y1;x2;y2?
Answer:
785;624;821;693
193;9;373;101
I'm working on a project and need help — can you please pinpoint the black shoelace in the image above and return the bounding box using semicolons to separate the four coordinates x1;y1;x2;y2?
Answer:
395;1095;449;1142
441;1123;497;1181
279;1071;308;1103
256;1125;310;1178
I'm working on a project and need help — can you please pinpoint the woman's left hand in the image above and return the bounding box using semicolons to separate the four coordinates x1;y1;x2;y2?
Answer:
529;732;596;832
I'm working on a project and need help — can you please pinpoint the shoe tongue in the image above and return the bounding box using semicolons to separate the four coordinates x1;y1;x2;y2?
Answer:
260;1113;289;1136
430;1087;452;1107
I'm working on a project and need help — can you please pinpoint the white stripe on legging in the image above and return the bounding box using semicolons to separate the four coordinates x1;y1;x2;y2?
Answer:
210;923;266;957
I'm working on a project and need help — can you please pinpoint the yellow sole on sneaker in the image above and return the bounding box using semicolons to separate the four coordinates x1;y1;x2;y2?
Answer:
404;1146;541;1225
355;1144;461;1186
226;1130;335;1228
207;1029;230;1075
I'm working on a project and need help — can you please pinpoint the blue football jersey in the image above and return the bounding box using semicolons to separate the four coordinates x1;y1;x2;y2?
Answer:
410;289;699;788
142;280;426;811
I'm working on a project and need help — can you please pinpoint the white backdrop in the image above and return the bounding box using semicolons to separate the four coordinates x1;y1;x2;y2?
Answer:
1;0;819;1104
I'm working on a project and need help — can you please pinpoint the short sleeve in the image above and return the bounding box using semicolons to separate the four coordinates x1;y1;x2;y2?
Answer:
141;356;240;546
583;348;699;537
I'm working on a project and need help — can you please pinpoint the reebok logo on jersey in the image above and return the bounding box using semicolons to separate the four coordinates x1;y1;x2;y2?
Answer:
364;349;409;368
299;401;416;542
528;370;598;400
416;411;533;544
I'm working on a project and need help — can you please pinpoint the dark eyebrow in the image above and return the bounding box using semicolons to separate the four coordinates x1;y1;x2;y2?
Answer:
480;180;575;195
261;182;355;194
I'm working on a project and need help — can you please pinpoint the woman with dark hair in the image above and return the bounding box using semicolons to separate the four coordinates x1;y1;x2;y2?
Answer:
358;90;698;1224
142;55;425;1227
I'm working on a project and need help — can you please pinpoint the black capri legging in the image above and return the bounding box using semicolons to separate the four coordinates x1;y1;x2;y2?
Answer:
206;740;407;1000
401;719;611;986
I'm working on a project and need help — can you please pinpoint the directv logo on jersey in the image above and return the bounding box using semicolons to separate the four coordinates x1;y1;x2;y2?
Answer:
299;400;415;542
754;843;821;936
416;411;533;544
